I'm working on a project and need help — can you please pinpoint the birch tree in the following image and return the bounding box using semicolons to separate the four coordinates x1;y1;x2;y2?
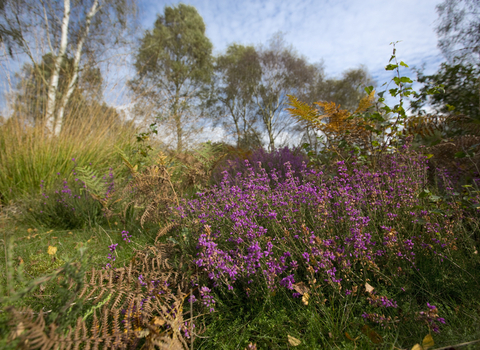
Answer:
253;33;317;151
0;0;138;135
209;44;263;149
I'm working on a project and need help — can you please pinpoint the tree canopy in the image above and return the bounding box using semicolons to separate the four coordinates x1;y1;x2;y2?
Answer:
129;3;214;152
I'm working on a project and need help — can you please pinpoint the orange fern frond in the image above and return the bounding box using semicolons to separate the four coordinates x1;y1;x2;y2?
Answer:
354;90;376;114
286;94;325;128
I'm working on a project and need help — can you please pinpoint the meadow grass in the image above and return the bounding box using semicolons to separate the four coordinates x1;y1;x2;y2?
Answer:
0;105;141;205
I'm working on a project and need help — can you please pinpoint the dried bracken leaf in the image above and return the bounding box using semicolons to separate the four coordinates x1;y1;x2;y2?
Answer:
13;322;24;339
287;335;301;346
153;316;166;326
47;246;57;255
422;334;434;350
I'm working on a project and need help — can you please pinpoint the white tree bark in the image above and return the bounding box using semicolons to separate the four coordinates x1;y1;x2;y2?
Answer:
55;0;100;136
45;0;71;135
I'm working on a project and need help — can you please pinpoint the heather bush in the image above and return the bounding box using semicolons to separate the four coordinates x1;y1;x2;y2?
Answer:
211;145;309;187
170;140;477;336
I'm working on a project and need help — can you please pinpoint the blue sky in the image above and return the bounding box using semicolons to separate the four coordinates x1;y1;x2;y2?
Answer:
127;0;447;145
136;0;445;87
1;0;448;145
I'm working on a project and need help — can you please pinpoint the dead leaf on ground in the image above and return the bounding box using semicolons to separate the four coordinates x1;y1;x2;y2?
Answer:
47;246;57;255
345;331;359;341
365;282;374;294
422;334;434;350
287;335;301;346
361;325;383;344
293;281;310;295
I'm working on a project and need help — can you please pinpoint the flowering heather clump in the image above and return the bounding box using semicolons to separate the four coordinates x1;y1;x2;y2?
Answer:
416;303;446;333
212;146;309;187
170;142;457;331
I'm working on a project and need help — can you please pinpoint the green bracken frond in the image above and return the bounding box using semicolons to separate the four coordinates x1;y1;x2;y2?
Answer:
75;165;106;197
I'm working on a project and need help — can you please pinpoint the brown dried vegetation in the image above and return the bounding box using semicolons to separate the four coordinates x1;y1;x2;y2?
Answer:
7;243;198;350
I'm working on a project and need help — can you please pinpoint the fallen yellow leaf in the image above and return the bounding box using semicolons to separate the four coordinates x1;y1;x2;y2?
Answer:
47;246;57;255
422;334;434;350
287;335;301;346
361;325;383;344
411;344;423;350
302;292;310;306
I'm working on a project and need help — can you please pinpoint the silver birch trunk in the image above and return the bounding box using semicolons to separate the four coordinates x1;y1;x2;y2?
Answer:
54;0;99;136
45;0;71;135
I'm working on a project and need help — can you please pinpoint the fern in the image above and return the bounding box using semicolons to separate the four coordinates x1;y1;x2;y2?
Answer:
75;166;106;198
6;243;194;349
287;91;378;159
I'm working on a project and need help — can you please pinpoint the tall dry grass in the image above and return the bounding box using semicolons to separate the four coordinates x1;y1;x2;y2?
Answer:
0;97;140;205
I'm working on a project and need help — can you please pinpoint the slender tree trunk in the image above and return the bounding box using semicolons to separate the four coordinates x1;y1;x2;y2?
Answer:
173;89;183;153
55;0;99;135
267;114;274;152
45;0;70;134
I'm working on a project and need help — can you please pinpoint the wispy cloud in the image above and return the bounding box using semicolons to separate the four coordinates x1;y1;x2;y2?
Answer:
136;0;446;113
141;0;445;77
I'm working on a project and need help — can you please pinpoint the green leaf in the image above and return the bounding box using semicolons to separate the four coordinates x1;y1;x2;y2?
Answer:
429;209;445;215
400;76;413;83
385;64;398;71
418;189;431;198
381;105;392;114
399;61;409;67
364;86;374;94
389;88;399;96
